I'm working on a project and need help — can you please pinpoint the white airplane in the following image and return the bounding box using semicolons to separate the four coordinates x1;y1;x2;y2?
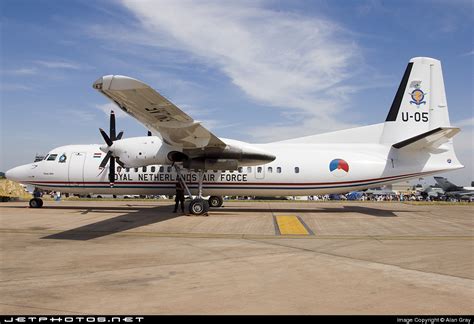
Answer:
6;57;464;215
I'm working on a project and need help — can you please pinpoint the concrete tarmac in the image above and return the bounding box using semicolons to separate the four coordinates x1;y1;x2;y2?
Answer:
0;200;472;314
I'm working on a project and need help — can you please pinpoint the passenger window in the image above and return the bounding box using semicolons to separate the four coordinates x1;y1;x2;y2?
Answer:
167;166;172;173
295;167;300;173
126;168;130;173
277;167;281;173
268;167;273;173
159;166;164;172
151;166;156;173
47;154;58;161
142;166;147;172
247;167;252;173
238;167;243;173
134;168;138;172
117;166;122;172
257;167;262;173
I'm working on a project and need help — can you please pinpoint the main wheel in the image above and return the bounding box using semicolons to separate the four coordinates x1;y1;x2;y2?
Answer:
208;196;223;208
29;198;43;208
189;198;210;215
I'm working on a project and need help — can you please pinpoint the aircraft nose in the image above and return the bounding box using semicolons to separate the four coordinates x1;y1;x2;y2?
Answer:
6;166;19;181
5;164;32;182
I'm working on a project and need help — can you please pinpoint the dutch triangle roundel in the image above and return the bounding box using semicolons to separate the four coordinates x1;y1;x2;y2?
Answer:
329;159;349;177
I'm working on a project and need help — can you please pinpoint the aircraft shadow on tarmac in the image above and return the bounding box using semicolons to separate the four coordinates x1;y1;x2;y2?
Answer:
39;203;400;241
42;204;179;241
216;206;399;217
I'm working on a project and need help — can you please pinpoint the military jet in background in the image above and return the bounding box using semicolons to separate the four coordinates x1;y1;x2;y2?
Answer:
434;177;474;201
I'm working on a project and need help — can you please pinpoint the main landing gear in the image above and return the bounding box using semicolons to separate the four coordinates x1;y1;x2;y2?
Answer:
29;198;43;208
174;166;223;216
189;198;209;215
188;170;210;216
189;195;223;215
208;195;223;208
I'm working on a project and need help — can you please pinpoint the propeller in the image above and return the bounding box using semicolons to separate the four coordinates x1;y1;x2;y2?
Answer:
99;110;124;187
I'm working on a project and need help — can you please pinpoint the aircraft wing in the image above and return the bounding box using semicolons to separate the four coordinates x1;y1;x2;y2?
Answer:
93;75;226;149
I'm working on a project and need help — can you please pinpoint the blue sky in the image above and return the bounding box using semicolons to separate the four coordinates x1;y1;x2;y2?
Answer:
1;0;473;185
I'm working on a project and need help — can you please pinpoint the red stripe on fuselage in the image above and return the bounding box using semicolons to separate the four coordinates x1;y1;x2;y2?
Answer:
23;170;445;187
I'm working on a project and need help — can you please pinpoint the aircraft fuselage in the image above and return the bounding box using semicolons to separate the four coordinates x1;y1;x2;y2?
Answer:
6;141;457;197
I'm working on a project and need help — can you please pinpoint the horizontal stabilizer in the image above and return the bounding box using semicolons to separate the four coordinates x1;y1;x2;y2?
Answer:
392;127;460;150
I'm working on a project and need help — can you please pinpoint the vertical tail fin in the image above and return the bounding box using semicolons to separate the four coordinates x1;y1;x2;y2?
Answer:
434;177;461;191
380;57;451;144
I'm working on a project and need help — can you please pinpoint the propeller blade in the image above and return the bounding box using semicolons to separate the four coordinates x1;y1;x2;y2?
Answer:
110;110;116;141
147;131;152;136
116;158;125;168
109;157;115;187
99;110;124;184
99;128;113;147
99;151;113;169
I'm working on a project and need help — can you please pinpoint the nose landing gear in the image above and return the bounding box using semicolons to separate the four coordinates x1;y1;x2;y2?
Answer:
29;198;43;208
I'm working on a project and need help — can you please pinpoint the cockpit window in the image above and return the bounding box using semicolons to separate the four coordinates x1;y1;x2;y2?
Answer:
34;154;45;162
47;154;58;161
43;155;49;160
58;154;67;163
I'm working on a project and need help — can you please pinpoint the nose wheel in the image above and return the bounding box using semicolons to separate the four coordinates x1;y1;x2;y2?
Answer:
29;198;43;208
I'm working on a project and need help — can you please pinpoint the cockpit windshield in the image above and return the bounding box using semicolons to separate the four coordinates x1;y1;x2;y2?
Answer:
46;154;58;161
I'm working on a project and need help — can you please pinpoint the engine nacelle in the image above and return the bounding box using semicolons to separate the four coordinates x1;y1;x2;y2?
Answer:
183;159;239;171
106;136;275;169
110;136;174;167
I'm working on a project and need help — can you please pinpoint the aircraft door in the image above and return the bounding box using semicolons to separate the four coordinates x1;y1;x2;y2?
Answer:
68;152;86;185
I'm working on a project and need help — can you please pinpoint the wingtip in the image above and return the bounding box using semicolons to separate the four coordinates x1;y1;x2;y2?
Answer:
92;75;148;91
93;75;115;91
92;77;103;90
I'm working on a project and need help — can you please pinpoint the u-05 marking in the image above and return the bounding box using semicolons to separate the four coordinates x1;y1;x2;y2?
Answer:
274;215;314;236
